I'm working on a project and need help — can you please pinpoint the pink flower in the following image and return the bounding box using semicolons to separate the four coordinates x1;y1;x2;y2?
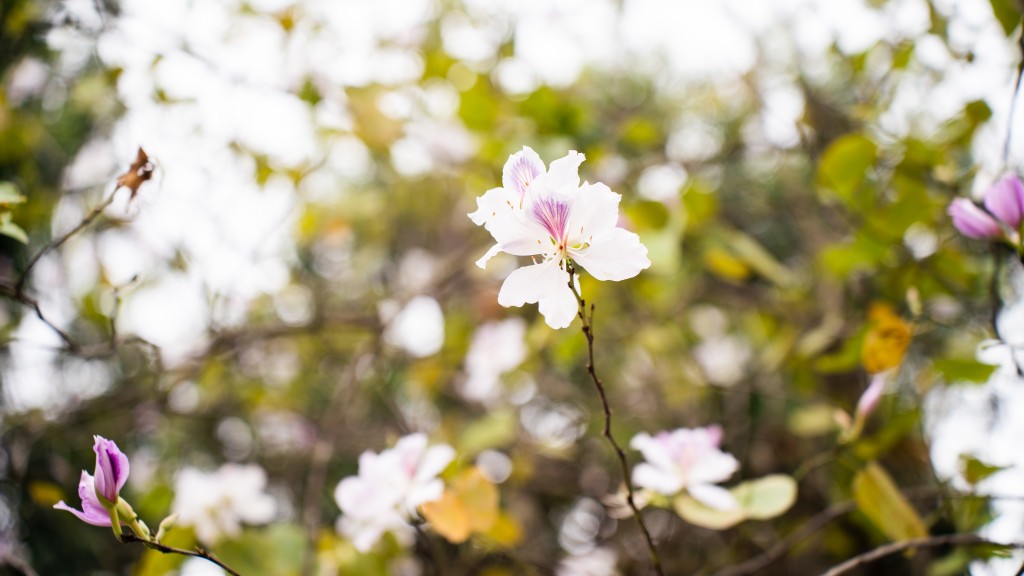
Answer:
55;436;129;526
630;426;739;510
984;175;1024;230
54;471;114;527
92;436;129;505
947;198;1002;240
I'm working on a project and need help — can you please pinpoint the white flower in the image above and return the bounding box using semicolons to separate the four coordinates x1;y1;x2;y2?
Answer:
172;464;276;544
556;547;619;576
630;426;739;510
334;433;455;552
469;147;651;329
461;318;527;404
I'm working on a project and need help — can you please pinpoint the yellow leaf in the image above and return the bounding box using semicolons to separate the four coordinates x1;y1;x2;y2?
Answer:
703;247;751;283
861;303;911;373
420;467;499;544
482;512;523;547
852;462;927;542
28;481;63;507
421;491;472;543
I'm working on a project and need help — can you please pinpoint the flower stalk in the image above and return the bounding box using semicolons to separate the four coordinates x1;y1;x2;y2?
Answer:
566;264;664;576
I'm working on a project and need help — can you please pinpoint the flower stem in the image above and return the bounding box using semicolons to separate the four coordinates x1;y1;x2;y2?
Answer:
120;533;244;576
566;265;664;576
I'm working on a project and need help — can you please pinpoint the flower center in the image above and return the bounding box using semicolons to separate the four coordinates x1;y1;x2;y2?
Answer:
532;197;571;254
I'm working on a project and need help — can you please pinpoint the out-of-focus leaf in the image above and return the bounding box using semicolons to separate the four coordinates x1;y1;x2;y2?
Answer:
817;134;877;203
861;302;911;373
788;404;840;437
216;523;305;575
482;511;523;547
28;481;62;506
960;455;1007;485
627;200;671;229
456;409;517;457
673;494;746;530
989;0;1021;36
720;228;798;288
0;212;28;244
673;475;797;529
0;182;26;204
852;462;927;542
703;246;751;283
421;467;499;543
731;474;798;520
932;358;997;384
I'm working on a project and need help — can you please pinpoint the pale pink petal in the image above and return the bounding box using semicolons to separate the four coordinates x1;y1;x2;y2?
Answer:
856;373;886;419
689;483;738;511
984;174;1024;229
948;198;1002;239
631;433;678;476
687;451;740;486
502;147;545;200
570;227;651;281
407;478;445;509
414;444;456;485
632;462;685;495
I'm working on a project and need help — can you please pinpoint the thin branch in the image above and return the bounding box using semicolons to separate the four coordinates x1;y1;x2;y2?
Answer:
120;533;243;576
709;501;857;576
566;265;665;576
15;187;120;295
0;282;80;351
821;534;1024;576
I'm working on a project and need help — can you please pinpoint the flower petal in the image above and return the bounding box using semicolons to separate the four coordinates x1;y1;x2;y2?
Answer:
948;198;1002;239
984;175;1024;230
567;182;621;243
571;227;651;281
632;462;685;495
540;150;585;192
689;483;738;511
502;147;545;200
497;260;566;308
92;436;129;503
54;500;112;527
469;186;515;226
537;279;578;329
687;451;740;486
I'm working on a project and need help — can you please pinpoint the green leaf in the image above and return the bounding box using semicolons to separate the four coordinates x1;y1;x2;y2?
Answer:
989;0;1021;36
852;462;928;542
0;212;27;244
960;455;1007;486
673;475;798;530
933;358;997;384
731;474;798;520
817;134;877;203
456;409;517;457
673;494;746;530
0;182;26;205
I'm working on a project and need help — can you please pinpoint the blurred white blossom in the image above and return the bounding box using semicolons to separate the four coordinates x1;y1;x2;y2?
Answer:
631;426;739;510
171;464;276;544
334;433;455;552
556;547;619;576
461;318;527;404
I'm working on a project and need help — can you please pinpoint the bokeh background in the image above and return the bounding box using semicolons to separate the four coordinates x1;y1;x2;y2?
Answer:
3;0;1024;574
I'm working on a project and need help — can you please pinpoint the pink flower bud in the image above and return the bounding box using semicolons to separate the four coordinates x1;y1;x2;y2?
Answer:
92;435;129;505
984;174;1024;230
855;374;885;421
948;198;1002;240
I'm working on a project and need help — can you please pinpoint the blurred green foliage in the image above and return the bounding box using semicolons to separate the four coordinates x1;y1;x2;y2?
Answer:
2;0;1023;575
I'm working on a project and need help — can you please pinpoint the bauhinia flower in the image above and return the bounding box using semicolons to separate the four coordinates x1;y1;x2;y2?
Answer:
54;471;115;527
630;426;739;510
948;174;1024;243
334;433;455;552
54;436;130;526
470;147;651;329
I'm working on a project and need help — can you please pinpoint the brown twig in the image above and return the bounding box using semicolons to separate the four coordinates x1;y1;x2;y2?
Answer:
566;265;664;576
15;187;120;295
819;534;1024;576
120;533;243;576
